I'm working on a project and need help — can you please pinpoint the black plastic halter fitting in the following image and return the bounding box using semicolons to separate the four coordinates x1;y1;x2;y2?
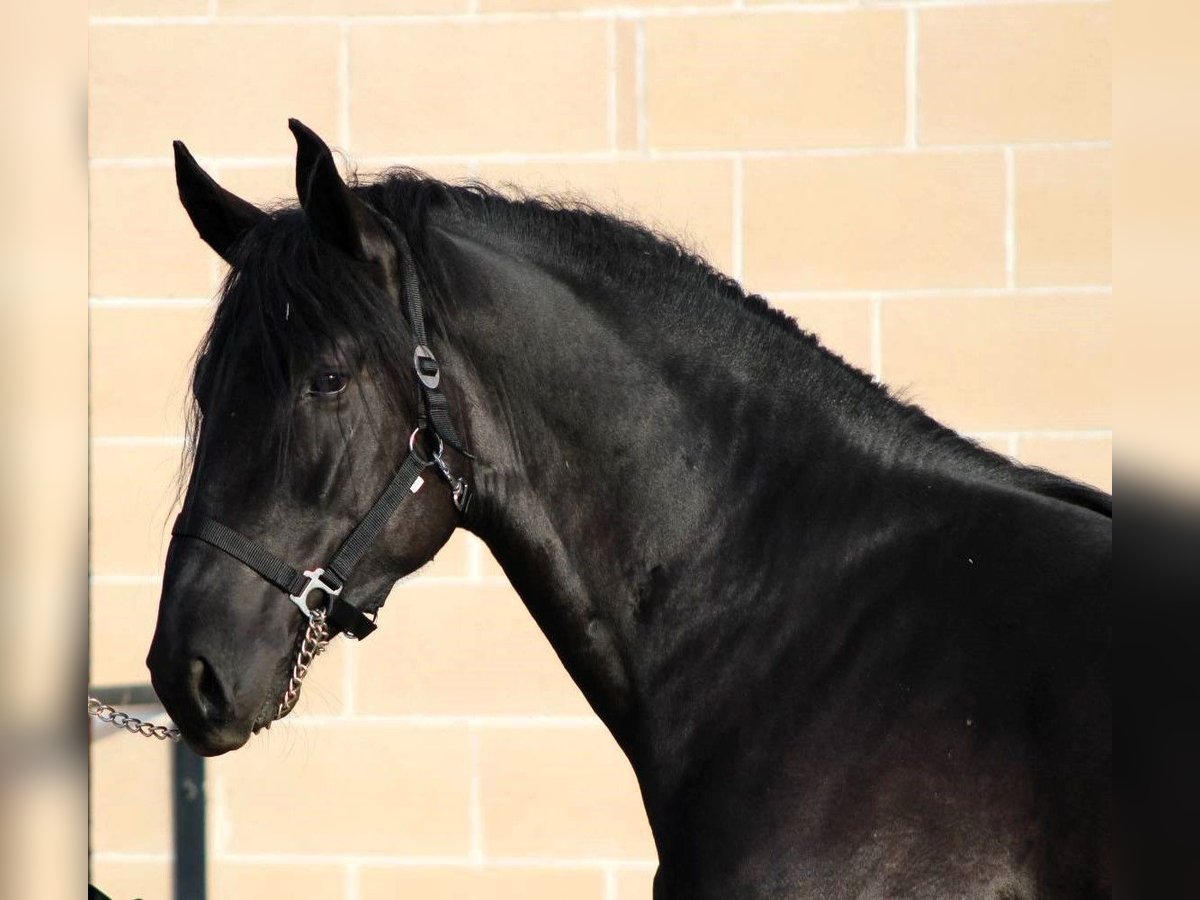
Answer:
413;345;440;389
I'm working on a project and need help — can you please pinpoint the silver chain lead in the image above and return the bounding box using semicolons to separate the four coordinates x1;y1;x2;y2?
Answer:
88;609;332;742
87;696;181;742
274;610;330;720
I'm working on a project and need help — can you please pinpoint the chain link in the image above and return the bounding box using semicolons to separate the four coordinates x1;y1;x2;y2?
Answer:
275;610;330;720
87;696;181;742
88;610;332;742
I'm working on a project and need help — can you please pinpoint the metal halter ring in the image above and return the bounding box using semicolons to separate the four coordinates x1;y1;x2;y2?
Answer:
407;427;443;467
289;567;343;621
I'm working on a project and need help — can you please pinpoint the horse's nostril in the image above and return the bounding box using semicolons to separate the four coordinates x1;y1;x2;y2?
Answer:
189;657;231;722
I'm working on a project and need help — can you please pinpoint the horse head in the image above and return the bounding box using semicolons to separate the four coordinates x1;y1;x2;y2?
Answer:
147;121;465;755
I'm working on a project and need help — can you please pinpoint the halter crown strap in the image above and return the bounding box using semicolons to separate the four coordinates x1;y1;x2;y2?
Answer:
391;226;470;456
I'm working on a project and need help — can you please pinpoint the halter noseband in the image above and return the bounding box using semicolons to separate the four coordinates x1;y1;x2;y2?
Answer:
170;229;470;641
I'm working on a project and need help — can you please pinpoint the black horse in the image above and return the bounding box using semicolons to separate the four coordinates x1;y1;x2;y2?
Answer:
148;120;1111;898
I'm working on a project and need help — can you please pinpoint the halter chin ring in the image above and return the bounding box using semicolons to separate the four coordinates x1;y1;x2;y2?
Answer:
289;567;343;621
408;427;443;467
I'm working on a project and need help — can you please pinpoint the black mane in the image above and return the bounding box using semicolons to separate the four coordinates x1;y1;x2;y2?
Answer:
361;168;792;332
360;169;914;430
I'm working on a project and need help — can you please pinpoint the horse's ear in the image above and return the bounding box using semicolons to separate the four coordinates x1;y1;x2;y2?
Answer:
289;118;393;267
173;141;266;264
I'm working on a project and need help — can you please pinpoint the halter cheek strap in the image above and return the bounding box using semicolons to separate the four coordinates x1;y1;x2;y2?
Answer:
170;230;469;641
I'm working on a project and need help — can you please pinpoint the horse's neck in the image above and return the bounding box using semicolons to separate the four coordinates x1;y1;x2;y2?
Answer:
425;219;900;790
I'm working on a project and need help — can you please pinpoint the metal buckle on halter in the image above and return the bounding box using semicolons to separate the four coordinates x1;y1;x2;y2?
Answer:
289;567;343;621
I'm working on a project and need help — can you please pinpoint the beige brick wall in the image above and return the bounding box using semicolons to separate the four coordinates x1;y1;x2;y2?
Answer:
89;2;1110;897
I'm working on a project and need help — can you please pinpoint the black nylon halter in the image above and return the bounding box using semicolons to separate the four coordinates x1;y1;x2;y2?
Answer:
170;229;469;641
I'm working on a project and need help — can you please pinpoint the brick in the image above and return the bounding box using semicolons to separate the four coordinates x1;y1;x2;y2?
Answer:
92;0;206;15
1019;435;1112;492
1016;148;1112;287
213;723;471;854
919;4;1111;143
881;293;1111;431
615;868;657;899
478;159;735;274
90;305;212;436
216;164;298;211
744;153;1006;292
91;443;185;576
212;862;347;899
769;297;875;375
354;583;592;715
350;21;609;156
483;0;711;9
90;737;172;853
90;166;214;298
90;24;340;158
645;11;906;150
88;859;171;900
89;582;161;686
221;0;466;13
479;727;656;858
359;866;606;900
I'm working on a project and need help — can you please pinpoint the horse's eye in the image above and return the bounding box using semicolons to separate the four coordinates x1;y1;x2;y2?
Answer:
307;372;348;396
